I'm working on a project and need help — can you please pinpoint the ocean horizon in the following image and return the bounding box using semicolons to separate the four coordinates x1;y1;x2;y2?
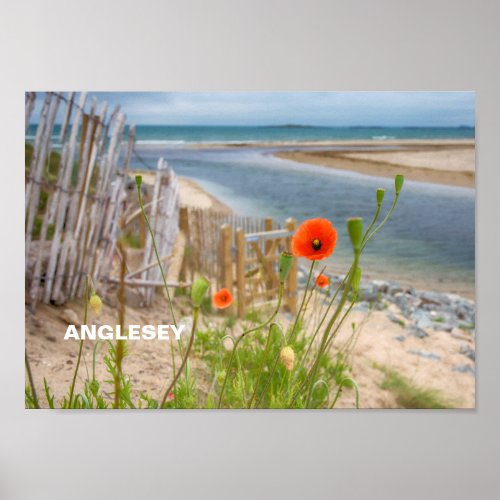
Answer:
26;124;475;146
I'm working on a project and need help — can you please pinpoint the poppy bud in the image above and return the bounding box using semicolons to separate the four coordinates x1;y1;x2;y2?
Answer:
191;276;210;307
279;251;293;282
395;174;404;195
376;188;385;205
352;266;362;294
89;293;102;316
347;217;363;252
135;175;142;188
280;346;295;371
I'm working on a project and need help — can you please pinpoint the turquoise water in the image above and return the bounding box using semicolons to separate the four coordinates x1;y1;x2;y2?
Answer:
132;125;475;144
27;124;475;145
131;144;475;293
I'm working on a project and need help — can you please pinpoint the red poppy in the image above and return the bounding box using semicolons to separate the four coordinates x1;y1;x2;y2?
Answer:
315;274;329;288
213;288;233;309
292;218;337;261
167;392;175;401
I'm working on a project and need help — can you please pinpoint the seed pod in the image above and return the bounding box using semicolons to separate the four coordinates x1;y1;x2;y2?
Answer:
280;346;295;371
395;174;404;195
376;188;385;205
279;251;293;282
191;276;210;307
89;293;102;316
347;217;363;252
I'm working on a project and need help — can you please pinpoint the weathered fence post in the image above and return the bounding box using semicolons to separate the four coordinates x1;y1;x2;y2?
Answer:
220;224;234;314
236;227;246;318
285;217;298;314
176;206;187;280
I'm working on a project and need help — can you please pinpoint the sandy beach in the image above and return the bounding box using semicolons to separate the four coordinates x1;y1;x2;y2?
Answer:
274;140;475;188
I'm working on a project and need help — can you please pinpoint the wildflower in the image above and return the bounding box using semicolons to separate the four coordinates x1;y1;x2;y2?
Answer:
292;218;337;261
213;288;233;309
315;274;329;288
191;276;210;307
278;251;293;282
167;392;175;401
89;293;102;316
280;346;295;371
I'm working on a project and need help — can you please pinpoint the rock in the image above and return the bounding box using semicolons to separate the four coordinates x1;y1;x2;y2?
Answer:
387;312;405;327
459;344;475;362
419;291;449;306
387;282;403;295
407;325;429;339
359;283;379;302
394;335;406;342
371;280;389;294
61;308;79;325
408;349;441;361
450;328;471;340
354;301;370;312
453;364;475;376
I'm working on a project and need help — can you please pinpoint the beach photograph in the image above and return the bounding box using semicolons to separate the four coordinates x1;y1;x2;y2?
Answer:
25;91;475;409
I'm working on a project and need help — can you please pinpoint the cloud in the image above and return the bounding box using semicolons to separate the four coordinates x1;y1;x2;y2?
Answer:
28;91;475;127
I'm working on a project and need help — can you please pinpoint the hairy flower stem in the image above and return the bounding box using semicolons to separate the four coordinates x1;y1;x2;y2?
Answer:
247;323;277;408
288;261;315;342
68;276;89;408
114;243;127;409
305;251;360;407
361;193;400;250
136;182;177;328
25;352;40;408
218;283;284;408
330;377;360;409
159;307;199;408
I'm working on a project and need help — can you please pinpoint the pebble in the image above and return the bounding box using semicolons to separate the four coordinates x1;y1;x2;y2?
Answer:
408;349;441;361
452;364;475;376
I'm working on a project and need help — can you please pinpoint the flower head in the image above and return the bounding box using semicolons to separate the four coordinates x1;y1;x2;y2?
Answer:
89;293;102;316
292;218;337;261
213;288;233;309
167;392;175;401
315;274;329;288
280;346;295;371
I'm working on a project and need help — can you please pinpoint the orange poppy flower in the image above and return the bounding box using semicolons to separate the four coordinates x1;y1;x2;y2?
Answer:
292;218;337;260
213;288;233;309
315;274;329;288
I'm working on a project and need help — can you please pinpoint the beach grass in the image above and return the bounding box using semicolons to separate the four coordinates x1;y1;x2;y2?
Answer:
375;363;454;409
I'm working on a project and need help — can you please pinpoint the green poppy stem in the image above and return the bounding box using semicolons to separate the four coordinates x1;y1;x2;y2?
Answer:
136;180;177;328
68;276;89;408
247;323;277;408
159;306;199;408
288;260;315;342
218;282;284;408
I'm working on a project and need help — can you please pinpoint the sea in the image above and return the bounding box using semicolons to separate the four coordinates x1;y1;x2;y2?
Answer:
26;125;475;294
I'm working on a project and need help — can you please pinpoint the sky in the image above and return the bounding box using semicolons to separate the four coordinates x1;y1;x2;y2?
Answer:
30;92;475;127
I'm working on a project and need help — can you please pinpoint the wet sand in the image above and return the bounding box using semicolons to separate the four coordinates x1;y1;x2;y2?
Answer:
274;141;475;188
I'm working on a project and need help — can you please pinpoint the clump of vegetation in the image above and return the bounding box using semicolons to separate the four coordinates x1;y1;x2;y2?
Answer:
375;364;454;409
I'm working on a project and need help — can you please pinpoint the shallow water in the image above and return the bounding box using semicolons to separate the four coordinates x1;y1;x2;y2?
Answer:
132;145;475;294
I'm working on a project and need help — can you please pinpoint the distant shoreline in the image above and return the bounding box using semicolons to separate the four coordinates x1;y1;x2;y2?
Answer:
187;139;475;188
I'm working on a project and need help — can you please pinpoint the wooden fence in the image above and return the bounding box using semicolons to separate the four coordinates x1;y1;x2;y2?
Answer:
25;92;179;309
180;206;297;317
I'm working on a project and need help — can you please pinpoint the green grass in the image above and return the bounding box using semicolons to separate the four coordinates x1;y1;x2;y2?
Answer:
375;364;454;409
